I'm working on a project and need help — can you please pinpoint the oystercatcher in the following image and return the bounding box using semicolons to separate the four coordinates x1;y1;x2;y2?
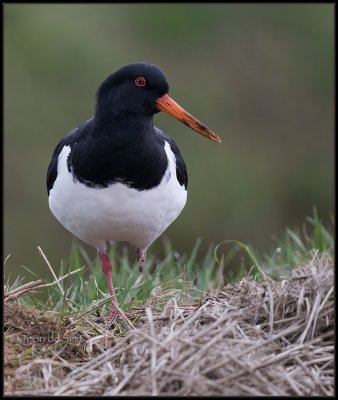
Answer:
47;62;220;319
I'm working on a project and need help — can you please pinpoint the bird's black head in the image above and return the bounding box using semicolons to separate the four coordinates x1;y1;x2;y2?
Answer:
95;62;221;143
96;62;169;117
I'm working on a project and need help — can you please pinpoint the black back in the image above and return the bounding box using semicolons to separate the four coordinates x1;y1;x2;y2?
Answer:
46;120;187;194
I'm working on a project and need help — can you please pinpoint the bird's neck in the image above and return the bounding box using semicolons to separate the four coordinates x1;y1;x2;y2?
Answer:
93;107;155;141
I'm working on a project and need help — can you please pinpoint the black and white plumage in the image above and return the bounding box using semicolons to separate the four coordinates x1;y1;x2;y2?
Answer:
47;62;220;320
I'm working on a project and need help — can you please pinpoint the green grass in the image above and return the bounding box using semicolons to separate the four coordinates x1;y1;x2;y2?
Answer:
260;208;334;279
5;209;334;317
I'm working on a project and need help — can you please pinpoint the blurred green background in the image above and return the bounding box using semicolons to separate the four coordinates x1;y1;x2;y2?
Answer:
4;4;334;281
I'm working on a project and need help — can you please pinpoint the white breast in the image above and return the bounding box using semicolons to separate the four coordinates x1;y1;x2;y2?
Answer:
48;141;187;251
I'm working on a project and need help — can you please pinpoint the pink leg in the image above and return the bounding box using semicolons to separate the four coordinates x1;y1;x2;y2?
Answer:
99;251;117;301
99;251;141;321
136;248;147;272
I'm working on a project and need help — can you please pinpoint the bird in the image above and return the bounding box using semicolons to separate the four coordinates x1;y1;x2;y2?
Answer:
47;62;221;320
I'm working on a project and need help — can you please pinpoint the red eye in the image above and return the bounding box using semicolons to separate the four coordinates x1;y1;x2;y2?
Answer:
135;76;146;87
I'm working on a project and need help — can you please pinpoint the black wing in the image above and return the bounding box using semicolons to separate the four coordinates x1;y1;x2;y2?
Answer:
155;128;188;189
46;118;93;195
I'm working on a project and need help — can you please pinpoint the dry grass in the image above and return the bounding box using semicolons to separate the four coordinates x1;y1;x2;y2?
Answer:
4;251;334;396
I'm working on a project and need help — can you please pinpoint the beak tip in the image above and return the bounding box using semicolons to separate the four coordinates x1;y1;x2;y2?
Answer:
213;135;222;143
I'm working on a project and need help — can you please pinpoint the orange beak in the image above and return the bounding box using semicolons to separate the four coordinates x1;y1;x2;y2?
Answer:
156;94;221;143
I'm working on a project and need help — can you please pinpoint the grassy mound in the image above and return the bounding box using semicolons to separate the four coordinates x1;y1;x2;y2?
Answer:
4;251;334;396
